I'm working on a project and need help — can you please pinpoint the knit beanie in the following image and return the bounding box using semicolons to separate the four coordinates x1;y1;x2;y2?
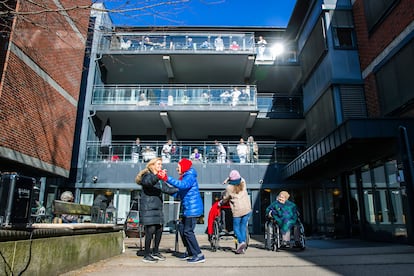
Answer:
179;158;192;173
228;170;241;185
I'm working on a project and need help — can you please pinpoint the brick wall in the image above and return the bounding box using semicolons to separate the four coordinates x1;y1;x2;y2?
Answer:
352;0;414;117
0;0;91;175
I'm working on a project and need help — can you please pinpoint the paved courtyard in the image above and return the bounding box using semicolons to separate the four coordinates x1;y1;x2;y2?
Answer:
61;234;414;276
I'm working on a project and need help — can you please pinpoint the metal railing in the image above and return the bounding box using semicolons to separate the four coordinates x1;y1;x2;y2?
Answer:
100;32;256;53
92;84;256;108
91;85;303;116
87;140;306;165
97;31;298;63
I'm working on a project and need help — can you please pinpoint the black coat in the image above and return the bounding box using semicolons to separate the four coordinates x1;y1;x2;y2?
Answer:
138;172;178;225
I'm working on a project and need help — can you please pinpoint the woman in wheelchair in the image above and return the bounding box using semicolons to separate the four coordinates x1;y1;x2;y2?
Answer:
265;191;303;249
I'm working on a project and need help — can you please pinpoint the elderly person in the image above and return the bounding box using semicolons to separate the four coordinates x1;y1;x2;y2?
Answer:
60;191;78;223
266;191;298;248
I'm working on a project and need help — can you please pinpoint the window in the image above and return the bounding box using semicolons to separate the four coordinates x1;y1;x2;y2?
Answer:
330;10;356;49
376;40;414;115
363;0;399;32
333;27;355;48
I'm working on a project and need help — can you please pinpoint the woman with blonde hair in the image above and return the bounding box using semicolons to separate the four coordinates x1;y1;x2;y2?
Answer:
220;170;252;254
135;157;178;263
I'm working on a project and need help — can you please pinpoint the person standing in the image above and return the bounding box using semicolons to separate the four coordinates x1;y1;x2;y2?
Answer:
132;137;141;163
257;36;267;59
157;158;205;264
161;139;173;163
136;157;178;263
220;170;252;254
215;140;227;163
214;35;224;51
247;136;259;163
236;138;249;163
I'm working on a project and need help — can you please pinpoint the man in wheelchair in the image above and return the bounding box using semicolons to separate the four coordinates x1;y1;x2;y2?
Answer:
265;191;304;249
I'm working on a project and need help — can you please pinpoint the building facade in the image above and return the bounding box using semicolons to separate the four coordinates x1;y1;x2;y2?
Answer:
284;0;414;243
1;0;414;244
0;1;91;204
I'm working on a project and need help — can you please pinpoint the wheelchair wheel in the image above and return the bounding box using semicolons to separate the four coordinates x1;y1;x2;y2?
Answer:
274;223;281;252
264;220;273;251
210;219;220;251
298;222;306;250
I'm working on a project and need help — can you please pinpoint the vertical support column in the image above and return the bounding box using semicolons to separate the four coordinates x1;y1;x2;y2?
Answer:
399;126;414;245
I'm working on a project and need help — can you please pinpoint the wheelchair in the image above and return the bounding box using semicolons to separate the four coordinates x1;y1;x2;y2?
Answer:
264;215;306;251
209;207;250;252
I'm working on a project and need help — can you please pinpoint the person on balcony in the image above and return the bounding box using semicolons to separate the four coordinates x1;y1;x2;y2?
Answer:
142;146;156;162
230;41;240;51
237;138;249;163
214;35;224;51
185;37;195;50
231;87;241;106
162;140;173;163
257;36;267;59
132;137;141;163
247;136;259;163
190;148;203;163
215;140;227;163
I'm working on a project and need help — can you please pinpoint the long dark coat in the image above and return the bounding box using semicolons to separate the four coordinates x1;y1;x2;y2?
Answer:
138;172;178;225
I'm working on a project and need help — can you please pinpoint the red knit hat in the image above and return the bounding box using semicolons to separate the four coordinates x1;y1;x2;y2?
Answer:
179;158;192;173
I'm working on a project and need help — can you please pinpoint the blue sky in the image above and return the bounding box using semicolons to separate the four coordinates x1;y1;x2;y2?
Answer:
104;0;297;27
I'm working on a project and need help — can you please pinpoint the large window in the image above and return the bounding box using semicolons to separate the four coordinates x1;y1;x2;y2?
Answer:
300;17;327;81
330;10;356;49
360;161;406;227
363;0;400;32
305;88;336;144
376;39;414;116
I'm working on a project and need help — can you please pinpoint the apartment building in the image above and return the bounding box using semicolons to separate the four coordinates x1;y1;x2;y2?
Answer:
74;0;414;241
73;3;307;235
2;0;413;243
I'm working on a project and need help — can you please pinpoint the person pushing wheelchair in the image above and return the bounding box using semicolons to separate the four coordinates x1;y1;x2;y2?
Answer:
266;191;301;248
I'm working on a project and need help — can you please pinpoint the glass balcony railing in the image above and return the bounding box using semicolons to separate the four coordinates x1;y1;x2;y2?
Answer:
99;32;256;53
92;85;257;108
257;94;303;116
86;140;306;165
97;31;298;63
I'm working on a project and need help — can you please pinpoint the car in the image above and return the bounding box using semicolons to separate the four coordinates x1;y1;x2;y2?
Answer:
124;210;144;238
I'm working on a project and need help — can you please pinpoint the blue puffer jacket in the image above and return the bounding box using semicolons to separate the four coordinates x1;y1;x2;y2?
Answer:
166;167;203;217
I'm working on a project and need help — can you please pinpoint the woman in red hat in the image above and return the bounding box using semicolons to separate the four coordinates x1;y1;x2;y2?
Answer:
157;158;205;264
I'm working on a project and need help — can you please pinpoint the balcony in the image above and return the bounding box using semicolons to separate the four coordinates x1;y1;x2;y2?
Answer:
85;140;305;164
78;140;306;189
99;32;256;54
98;31;298;64
91;85;303;116
92;84;257;110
